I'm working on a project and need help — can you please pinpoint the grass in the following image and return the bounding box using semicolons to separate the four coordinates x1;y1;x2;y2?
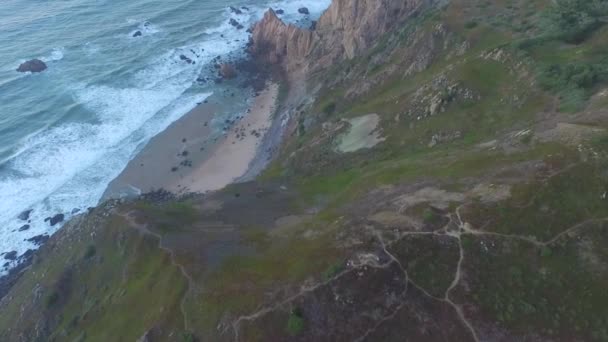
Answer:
0;215;189;342
390;235;459;298
286;309;306;336
465;159;608;240
461;225;608;340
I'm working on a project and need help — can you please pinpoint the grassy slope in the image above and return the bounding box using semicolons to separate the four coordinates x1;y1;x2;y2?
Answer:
2;0;608;341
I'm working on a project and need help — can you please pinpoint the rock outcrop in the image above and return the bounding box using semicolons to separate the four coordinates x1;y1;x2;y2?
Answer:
249;0;429;79
16;59;47;73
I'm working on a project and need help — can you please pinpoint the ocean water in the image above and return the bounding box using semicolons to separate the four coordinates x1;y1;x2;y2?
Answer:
0;0;330;274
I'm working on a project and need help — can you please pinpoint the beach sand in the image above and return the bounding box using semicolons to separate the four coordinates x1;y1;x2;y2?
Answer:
170;82;278;194
104;82;278;198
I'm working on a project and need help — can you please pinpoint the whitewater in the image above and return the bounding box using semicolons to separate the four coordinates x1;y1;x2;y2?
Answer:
0;0;330;275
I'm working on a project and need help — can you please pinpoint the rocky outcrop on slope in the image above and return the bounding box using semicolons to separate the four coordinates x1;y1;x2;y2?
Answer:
249;0;429;78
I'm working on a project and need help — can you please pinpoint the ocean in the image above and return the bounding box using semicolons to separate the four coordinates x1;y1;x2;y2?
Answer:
0;0;330;275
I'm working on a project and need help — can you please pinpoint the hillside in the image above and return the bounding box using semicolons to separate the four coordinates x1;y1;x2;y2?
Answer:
2;0;608;341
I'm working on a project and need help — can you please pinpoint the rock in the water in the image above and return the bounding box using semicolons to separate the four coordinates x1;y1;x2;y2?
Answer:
16;59;47;73
26;234;49;246
229;18;242;29
275;9;284;15
229;6;242;15
298;7;310;15
17;209;33;221
49;214;64;226
133;30;142;37
18;225;30;232
3;251;17;261
179;54;193;64
219;63;237;79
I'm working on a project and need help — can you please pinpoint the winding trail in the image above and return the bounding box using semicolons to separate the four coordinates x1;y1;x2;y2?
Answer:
120;210;195;333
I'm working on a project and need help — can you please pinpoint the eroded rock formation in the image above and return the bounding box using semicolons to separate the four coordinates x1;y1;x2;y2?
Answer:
249;0;429;79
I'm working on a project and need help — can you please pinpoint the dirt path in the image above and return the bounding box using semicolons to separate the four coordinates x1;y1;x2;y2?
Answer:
119;210;195;333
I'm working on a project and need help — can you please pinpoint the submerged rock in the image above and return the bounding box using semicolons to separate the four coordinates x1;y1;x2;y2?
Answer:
26;234;49;246
3;251;17;261
298;7;310;15
179;54;193;64
49;214;65;226
17;209;33;221
229;6;242;15
18;225;30;232
16;59;47;73
133;30;142;37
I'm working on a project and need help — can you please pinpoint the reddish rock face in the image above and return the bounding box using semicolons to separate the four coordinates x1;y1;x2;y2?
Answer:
249;0;427;79
17;59;47;73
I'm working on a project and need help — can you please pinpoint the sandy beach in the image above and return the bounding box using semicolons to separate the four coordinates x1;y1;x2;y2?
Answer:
104;82;279;198
170;82;278;194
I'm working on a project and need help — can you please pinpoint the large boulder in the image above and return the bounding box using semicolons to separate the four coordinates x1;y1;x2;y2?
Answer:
219;63;237;79
17;209;32;221
298;7;310;15
49;213;64;226
16;59;47;73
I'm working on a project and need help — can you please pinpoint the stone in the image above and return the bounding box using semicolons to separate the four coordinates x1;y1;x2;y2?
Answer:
132;30;142;37
229;6;242;14
179;54;193;64
17;59;47;73
26;234;49;246
17;209;32;221
18;225;30;232
298;7;310;15
3;251;17;261
49;214;64;226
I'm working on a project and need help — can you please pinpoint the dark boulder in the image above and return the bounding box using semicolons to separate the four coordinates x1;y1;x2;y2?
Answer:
3;251;17;261
26;234;49;246
179;54;193;64
17;59;47;73
275;9;284;15
310;20;318;30
133;30;142;37
17;209;32;221
298;7;310;15
229;6;242;15
229;18;241;28
49;214;64;226
241;6;249;11
18;225;30;232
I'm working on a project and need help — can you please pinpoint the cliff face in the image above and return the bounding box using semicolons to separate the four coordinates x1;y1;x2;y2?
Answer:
249;0;428;78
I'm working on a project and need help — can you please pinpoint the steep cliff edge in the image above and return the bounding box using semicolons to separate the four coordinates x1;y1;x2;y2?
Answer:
249;0;429;79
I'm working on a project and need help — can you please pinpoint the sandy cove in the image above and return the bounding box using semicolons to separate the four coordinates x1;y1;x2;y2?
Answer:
171;82;278;194
104;82;279;198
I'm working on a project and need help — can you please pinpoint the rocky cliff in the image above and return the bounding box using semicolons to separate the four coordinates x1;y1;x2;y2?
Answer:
249;0;429;79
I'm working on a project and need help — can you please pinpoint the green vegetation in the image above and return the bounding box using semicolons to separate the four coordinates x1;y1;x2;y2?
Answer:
391;235;459;298
286;308;306;336
462;227;608;340
541;0;608;43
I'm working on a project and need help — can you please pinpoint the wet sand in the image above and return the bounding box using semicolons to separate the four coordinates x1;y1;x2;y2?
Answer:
104;82;278;198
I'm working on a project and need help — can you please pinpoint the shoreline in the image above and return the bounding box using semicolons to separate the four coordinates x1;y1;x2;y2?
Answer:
105;82;280;199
